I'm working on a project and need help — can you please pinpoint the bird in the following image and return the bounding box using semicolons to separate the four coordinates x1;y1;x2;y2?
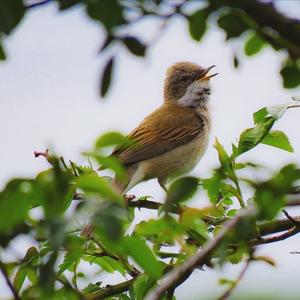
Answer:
111;61;218;194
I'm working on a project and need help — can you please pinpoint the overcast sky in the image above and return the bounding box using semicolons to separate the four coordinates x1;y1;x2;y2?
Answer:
1;1;300;299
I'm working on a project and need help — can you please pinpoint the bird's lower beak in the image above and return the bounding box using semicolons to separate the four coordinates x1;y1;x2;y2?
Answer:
198;65;218;81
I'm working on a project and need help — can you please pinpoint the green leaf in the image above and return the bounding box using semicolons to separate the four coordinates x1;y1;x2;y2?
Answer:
237;117;275;155
132;274;156;300
76;173;123;203
0;179;37;232
255;165;300;220
95;131;131;149
95;155;126;181
244;33;265;56
280;60;300;89
202;171;223;204
123;236;162;279
217;11;248;40
123;36;146;57
253;107;268;124
0;41;6;60
219;278;235;286
58;252;81;275
0;0;25;35
94;202;126;241
27;267;38;285
35;160;72;218
261;130;293;152
214;139;234;178
164;177;198;213
13;266;28;292
86;0;124;31
188;8;208;42
100;56;114;97
135;218;184;243
227;209;238;217
223;198;233;205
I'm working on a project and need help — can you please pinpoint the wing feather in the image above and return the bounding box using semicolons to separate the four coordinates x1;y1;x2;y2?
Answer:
113;104;205;165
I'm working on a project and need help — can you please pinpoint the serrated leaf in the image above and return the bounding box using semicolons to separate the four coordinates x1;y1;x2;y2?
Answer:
100;57;114;97
244;33;266;56
188;8;208;42
123;236;162;279
261;130;293;152
123;36;146;57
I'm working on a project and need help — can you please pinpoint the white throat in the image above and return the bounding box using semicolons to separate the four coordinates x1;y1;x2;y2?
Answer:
177;80;211;109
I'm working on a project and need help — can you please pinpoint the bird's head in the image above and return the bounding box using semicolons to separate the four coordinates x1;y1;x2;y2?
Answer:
163;62;218;108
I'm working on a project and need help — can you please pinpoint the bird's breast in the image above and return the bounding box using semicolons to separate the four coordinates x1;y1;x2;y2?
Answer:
141;128;209;181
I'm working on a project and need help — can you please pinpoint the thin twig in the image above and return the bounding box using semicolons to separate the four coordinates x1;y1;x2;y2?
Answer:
282;210;300;227
217;258;252;300
253;226;300;245
25;0;53;9
0;262;21;300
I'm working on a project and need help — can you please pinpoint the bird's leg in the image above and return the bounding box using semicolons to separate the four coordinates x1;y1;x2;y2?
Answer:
158;178;168;193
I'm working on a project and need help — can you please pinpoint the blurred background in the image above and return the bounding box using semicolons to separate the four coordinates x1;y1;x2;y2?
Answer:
0;1;300;299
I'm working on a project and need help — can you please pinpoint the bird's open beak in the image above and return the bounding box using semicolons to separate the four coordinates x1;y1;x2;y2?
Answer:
198;65;218;81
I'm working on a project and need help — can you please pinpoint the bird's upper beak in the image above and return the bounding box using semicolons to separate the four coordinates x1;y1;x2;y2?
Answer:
198;65;218;81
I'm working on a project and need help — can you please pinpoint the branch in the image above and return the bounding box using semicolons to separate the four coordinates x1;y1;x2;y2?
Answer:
258;216;300;235
254;226;300;245
0;262;21;300
87;278;136;300
145;209;255;300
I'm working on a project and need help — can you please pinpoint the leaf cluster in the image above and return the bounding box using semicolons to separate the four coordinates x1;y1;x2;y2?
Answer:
1;99;300;299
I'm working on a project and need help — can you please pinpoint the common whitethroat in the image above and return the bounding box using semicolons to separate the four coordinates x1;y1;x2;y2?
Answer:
112;61;218;193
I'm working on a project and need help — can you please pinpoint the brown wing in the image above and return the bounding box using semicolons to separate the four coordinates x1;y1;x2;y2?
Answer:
113;103;205;165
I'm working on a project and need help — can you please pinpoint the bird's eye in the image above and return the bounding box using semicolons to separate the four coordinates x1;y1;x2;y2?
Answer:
181;75;188;81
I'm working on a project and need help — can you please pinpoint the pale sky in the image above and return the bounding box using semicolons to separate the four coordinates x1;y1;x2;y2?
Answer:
1;1;300;299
